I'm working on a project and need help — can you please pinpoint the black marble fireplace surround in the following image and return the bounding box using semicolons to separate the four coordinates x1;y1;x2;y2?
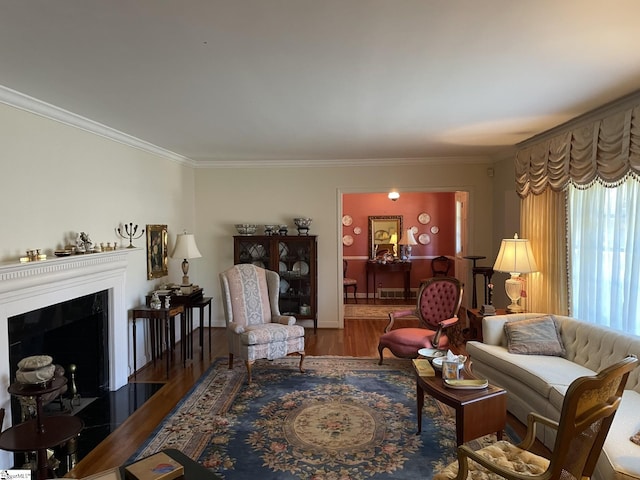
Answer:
8;290;109;408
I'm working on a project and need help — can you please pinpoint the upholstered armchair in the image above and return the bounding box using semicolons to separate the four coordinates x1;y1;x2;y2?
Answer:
434;355;638;480
378;276;462;364
219;264;305;383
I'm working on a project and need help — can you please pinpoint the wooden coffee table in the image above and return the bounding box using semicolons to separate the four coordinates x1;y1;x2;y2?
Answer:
413;360;506;446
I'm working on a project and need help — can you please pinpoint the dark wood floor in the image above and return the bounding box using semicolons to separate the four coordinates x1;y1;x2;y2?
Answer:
67;316;547;478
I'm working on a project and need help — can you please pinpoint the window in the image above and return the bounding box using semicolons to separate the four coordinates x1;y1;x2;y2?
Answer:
568;177;640;335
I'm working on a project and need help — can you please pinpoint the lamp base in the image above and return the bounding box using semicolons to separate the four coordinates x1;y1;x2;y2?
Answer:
506;303;524;313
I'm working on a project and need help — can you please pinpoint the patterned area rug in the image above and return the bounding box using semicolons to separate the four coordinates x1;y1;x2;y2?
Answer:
131;357;505;479
343;304;416;319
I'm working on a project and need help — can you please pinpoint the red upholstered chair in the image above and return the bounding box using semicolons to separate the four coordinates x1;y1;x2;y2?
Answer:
378;276;463;364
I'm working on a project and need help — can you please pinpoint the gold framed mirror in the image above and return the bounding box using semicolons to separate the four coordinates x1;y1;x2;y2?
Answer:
368;215;403;259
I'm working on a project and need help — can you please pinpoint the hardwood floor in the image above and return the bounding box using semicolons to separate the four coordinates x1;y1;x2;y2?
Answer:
67;316;546;478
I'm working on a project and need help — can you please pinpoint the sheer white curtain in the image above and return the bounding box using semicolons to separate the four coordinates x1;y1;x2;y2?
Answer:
568;177;640;334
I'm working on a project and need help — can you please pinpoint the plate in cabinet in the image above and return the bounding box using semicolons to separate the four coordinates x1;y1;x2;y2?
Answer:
279;242;289;259
279;261;287;273
292;261;309;275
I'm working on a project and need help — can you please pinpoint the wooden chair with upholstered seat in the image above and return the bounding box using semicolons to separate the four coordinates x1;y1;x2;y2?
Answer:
343;259;358;303
431;255;453;276
433;355;639;480
219;263;305;383
378;276;463;364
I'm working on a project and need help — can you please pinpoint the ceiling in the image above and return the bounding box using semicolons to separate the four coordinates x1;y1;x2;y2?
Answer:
2;0;640;166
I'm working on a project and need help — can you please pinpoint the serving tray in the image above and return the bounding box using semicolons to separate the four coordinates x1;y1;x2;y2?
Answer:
443;379;489;390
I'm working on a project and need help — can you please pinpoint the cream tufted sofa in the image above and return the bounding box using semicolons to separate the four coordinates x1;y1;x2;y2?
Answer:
466;313;640;480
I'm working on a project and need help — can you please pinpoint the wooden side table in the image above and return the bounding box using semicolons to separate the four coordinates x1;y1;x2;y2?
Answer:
130;304;185;378
465;308;506;342
0;378;84;480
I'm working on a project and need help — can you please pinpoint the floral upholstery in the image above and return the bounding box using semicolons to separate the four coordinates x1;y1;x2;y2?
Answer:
378;276;462;364
220;264;305;382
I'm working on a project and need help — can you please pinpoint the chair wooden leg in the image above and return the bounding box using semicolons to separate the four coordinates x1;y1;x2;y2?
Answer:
245;360;253;384
353;286;358;303
228;353;234;369
298;352;305;373
378;344;385;365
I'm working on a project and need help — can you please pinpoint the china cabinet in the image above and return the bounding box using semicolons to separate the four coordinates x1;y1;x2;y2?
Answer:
233;235;317;331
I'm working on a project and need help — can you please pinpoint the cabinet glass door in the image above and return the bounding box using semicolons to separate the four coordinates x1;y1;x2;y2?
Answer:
234;237;271;269
278;238;313;318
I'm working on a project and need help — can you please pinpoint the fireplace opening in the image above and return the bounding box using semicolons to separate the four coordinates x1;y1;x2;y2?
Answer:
8;290;109;423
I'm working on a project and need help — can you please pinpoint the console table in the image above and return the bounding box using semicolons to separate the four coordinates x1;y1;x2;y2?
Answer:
130;304;185;377
145;289;212;359
365;261;412;303
0;377;84;480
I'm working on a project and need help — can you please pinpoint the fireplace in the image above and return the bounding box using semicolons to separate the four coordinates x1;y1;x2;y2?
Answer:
0;251;132;469
8;290;109;411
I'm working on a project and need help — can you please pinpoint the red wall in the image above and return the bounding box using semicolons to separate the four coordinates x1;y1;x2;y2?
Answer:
343;192;456;297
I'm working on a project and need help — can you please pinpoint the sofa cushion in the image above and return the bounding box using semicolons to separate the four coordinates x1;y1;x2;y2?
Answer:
504;315;566;356
466;342;595;400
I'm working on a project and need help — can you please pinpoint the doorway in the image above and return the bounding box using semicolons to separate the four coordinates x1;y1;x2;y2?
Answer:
341;191;468;308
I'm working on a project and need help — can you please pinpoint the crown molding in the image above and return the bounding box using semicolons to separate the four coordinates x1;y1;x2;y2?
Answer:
0;84;195;167
194;154;497;169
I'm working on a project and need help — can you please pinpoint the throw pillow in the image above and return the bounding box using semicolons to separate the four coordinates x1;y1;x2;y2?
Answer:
504;316;566;356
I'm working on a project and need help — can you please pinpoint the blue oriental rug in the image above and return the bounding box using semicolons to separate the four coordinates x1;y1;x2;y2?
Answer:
131;357;504;479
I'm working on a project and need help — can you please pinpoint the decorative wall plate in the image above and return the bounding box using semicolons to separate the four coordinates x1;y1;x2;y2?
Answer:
418;233;431;245
430;226;440;234
342;234;354;246
410;225;418;234
353;226;362;235
342;215;353;226
418;213;431;224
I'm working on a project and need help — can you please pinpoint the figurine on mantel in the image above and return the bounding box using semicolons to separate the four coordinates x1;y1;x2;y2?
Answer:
77;232;93;253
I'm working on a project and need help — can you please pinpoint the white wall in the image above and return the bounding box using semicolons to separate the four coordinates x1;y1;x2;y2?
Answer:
490;155;520;309
0;102;196;378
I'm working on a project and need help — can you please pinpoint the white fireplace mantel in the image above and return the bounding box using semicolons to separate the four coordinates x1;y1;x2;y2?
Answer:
0;249;137;467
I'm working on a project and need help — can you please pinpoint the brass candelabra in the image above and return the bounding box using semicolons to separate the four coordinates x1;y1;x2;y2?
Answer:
116;222;144;248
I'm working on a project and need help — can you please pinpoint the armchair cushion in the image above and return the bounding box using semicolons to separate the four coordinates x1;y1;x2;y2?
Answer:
433;441;549;480
379;328;450;358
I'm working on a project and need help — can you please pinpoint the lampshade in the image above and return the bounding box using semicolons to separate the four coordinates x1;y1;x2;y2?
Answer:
493;234;537;312
398;229;418;246
171;233;202;260
493;234;537;274
171;232;202;288
398;228;418;261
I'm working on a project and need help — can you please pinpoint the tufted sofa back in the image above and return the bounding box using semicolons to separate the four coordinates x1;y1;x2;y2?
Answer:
481;312;640;392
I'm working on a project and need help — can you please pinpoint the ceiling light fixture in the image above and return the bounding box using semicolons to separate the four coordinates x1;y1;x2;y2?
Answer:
388;191;400;201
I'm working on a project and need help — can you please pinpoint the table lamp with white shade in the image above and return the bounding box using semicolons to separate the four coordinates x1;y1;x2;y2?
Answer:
171;231;202;293
493;234;538;313
398;228;418;261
